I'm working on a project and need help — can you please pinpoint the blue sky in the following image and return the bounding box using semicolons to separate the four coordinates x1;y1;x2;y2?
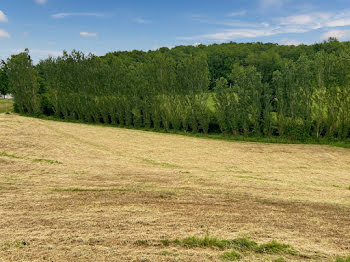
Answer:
1;0;350;62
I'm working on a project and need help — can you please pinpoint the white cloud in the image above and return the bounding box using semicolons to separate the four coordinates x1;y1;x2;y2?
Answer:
280;14;317;25
52;13;105;19
216;21;264;28
281;38;303;46
80;32;97;37
0;10;8;22
180;9;350;42
179;26;309;41
279;11;350;30
35;0;47;4
321;30;350;40
0;29;10;38
278;12;331;31
227;10;246;17
133;17;151;24
35;49;62;56
179;28;276;41
191;15;263;28
327;19;350;27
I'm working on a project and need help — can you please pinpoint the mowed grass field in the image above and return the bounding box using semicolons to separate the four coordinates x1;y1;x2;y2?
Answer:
0;114;350;261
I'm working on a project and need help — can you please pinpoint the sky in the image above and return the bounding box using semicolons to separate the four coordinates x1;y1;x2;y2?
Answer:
1;0;350;62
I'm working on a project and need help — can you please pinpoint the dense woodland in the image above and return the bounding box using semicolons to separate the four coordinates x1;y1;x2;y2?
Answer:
1;38;350;140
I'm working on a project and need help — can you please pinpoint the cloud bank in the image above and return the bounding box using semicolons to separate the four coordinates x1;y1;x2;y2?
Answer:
322;30;350;40
180;9;350;42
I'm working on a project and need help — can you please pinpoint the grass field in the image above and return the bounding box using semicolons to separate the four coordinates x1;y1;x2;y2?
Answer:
0;99;13;114
0;113;350;261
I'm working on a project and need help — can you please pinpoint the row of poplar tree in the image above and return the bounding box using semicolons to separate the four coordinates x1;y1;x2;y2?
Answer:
3;39;350;140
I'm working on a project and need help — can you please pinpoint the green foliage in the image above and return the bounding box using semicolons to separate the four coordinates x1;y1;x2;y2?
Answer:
0;60;9;97
336;256;350;262
256;241;297;255
160;239;171;246
229;238;258;251
158;235;301;261
172;236;232;249
273;258;286;262
32;158;63;164
221;250;242;261
229;64;263;136
0;151;22;159
134;240;151;246
1;240;28;250
6;39;350;141
6;49;40;115
0;99;13;114
168;236;295;256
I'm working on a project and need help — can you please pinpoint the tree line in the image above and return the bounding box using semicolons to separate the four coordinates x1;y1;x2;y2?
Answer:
2;39;350;140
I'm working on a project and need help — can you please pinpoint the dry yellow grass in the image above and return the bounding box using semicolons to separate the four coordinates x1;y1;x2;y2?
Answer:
0;114;349;261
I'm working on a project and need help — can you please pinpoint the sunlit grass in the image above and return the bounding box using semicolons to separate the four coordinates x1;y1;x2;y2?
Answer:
0;99;14;114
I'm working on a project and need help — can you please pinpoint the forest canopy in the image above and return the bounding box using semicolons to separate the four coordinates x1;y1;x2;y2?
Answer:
3;38;350;141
